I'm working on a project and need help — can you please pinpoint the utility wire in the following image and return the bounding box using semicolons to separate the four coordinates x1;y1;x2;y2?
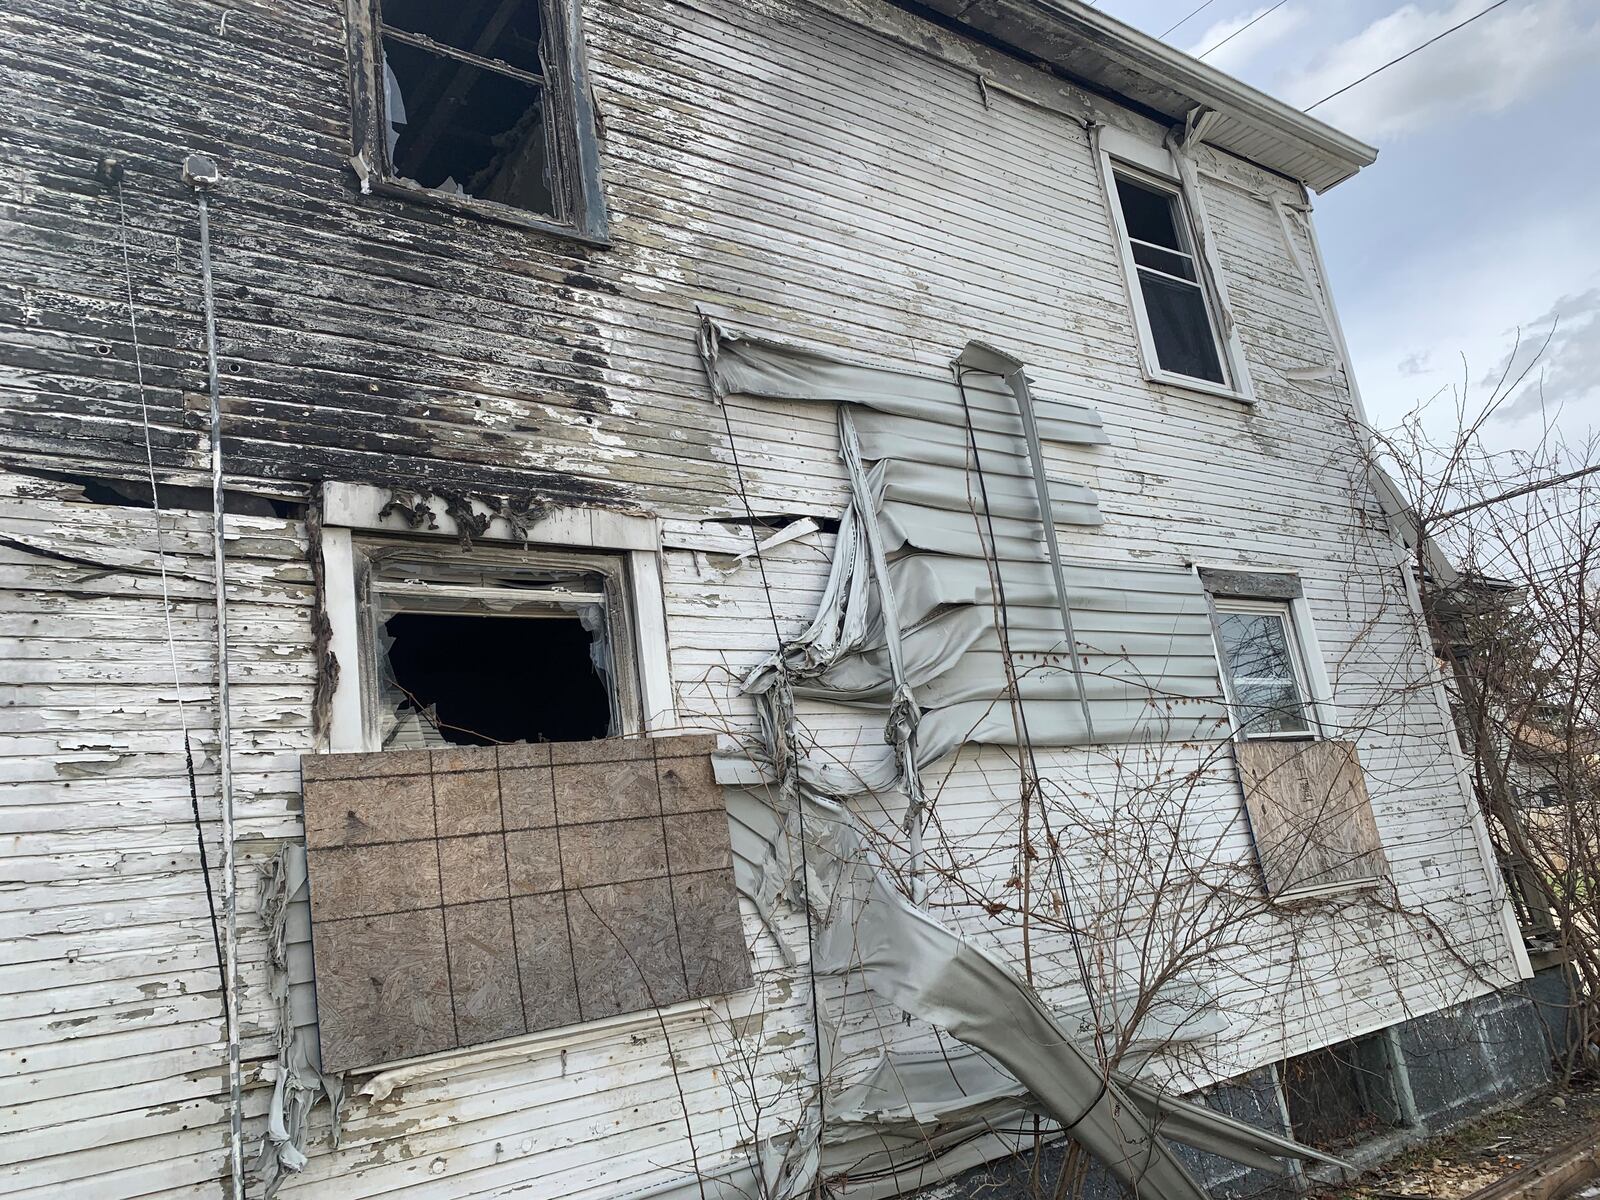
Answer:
1196;0;1288;59
1306;0;1512;112
1162;0;1219;39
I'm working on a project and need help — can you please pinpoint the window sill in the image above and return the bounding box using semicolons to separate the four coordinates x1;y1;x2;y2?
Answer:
1145;370;1254;406
355;995;720;1102
1272;875;1384;904
356;167;612;248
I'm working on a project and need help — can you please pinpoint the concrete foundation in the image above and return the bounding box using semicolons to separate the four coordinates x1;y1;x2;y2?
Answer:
914;967;1571;1200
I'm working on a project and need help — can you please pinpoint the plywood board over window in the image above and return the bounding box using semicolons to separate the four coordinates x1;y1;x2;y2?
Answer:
1234;739;1388;900
302;734;750;1074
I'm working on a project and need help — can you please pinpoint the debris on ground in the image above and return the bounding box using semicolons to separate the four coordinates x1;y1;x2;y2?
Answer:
1314;1078;1600;1200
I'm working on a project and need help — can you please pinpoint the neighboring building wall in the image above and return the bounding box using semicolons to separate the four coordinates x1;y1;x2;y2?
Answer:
0;0;1531;1197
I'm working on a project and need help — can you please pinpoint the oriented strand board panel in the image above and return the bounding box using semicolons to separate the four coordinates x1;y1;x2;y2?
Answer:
302;735;750;1073
1234;739;1389;899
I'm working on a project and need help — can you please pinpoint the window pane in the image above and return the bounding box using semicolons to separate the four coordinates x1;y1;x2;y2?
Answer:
1138;271;1225;383
1218;613;1296;680
1116;175;1183;251
380;0;546;76
1132;241;1197;281
385;37;556;216
1233;683;1311;736
1217;613;1311;736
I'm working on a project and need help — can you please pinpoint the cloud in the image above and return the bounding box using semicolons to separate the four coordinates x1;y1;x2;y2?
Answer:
1280;0;1600;141
1332;198;1600;453
1397;350;1431;377
1184;5;1309;75
1479;289;1600;423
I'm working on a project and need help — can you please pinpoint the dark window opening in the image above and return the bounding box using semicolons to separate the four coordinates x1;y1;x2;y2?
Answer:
378;0;561;218
1114;172;1227;386
382;612;612;746
1280;1035;1404;1151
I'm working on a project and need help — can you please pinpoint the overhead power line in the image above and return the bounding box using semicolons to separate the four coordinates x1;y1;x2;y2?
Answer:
1197;0;1289;60
1162;0;1219;38
1306;0;1514;112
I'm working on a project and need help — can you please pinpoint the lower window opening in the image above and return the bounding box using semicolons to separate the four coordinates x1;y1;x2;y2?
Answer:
382;611;612;747
1280;1033;1405;1151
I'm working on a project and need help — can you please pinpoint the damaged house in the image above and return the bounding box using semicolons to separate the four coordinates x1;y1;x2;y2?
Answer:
0;1;1567;1198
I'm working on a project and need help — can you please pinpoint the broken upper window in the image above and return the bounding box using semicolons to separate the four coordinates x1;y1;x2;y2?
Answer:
355;0;606;237
1111;171;1228;387
358;542;639;749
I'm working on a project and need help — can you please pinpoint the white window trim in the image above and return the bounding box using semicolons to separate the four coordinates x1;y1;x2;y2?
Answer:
1192;565;1335;740
356;992;719;1099
1096;126;1254;403
318;481;677;752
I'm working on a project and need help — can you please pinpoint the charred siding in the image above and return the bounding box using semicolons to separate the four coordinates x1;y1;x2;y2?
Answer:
0;0;739;511
0;0;1527;1197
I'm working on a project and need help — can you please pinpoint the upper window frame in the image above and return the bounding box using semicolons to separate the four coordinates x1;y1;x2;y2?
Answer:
1096;128;1253;403
345;0;609;243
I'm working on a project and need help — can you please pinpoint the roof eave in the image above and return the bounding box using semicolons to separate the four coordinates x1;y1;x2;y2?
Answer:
910;0;1379;192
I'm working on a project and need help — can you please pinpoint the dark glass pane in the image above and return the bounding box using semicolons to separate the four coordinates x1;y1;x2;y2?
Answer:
381;0;546;75
385;37;556;216
1132;241;1196;281
1138;270;1225;383
1116;175;1182;251
1234;683;1310;736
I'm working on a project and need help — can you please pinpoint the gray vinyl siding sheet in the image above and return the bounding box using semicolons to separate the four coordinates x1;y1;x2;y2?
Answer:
702;318;1228;755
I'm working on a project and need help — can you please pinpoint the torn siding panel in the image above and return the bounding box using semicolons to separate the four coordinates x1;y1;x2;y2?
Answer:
706;319;1228;767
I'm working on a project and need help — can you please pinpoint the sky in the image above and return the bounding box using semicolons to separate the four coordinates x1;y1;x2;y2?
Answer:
1100;0;1600;456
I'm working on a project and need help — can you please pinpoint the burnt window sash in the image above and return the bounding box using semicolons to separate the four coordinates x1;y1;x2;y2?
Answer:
347;0;608;242
352;539;643;751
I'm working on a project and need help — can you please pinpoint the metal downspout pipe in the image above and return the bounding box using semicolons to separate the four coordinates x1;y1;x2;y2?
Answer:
183;153;245;1200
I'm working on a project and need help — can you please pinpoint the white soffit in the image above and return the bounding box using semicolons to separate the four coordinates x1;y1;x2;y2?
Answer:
912;0;1378;192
